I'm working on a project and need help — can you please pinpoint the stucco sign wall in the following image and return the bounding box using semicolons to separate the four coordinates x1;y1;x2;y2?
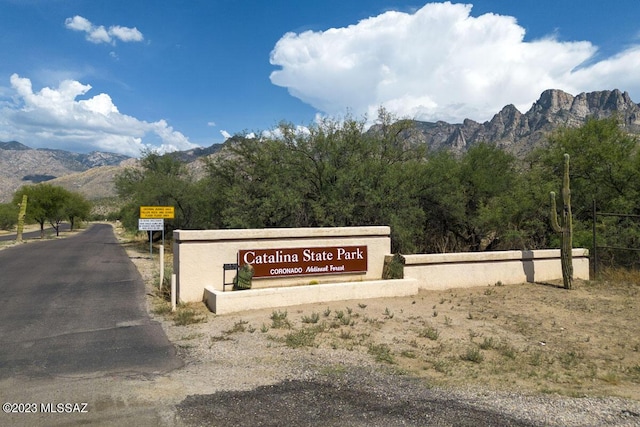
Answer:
238;245;368;278
173;226;390;301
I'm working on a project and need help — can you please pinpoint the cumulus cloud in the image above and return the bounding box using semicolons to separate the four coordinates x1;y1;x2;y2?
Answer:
269;1;640;123
65;15;144;45
0;74;199;157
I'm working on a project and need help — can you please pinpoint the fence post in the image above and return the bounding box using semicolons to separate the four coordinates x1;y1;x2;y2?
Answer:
171;274;177;312
592;199;598;278
159;245;165;290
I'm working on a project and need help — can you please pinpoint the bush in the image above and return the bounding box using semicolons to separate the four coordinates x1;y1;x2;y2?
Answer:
0;203;18;230
382;253;404;279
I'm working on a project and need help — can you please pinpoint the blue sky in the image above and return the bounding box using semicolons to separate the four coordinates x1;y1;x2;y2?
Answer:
1;0;639;157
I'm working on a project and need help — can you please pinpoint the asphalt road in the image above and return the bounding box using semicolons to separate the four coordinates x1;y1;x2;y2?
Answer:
177;376;539;427
0;223;181;379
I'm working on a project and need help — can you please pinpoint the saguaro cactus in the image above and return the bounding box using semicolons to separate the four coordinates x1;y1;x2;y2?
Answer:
549;153;573;289
16;194;27;243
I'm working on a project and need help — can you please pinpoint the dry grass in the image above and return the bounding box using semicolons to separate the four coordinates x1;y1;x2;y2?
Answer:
230;273;640;400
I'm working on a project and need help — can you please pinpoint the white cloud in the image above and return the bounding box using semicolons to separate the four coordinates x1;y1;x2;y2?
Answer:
64;15;92;32
65;15;144;45
270;1;640;124
108;25;144;43
261;124;311;140
219;130;257;140
0;74;199;157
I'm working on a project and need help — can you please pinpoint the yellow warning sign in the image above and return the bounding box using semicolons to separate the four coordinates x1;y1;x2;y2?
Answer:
140;206;175;219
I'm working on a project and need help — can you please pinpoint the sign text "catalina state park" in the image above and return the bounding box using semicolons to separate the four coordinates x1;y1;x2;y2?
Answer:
238;246;368;278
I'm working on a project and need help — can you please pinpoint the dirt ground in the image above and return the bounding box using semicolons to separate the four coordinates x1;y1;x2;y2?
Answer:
158;277;640;399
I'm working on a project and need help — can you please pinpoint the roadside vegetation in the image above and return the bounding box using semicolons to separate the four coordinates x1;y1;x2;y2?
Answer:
0;183;91;236
112;112;640;269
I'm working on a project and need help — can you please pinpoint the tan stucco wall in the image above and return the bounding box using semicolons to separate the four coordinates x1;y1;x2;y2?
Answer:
203;248;589;314
401;248;589;290
173;226;391;302
187;243;589;314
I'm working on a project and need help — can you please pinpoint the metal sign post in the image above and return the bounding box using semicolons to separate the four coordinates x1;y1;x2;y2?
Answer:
139;206;174;256
138;218;164;256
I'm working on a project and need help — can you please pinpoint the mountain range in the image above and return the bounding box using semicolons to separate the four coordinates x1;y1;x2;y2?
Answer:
380;88;640;158
1;88;640;205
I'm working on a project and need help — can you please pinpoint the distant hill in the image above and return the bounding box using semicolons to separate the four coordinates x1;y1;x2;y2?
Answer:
0;143;130;202
0;141;30;150
1;88;640;205
167;144;224;163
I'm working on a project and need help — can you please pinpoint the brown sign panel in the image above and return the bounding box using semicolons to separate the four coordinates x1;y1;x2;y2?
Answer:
238;246;368;278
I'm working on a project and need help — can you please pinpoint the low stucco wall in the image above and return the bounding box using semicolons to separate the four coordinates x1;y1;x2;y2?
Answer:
197;247;588;315
205;279;419;315
400;248;589;290
173;226;391;302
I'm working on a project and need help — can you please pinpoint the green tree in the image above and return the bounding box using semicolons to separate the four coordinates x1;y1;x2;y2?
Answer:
12;184;77;237
118;112;640;257
416;150;466;252
115;151;205;232
64;192;92;230
458;143;521;250
205;134;303;229
536;116;640;217
354;112;427;252
530;117;640;267
0;203;19;230
204;110;426;252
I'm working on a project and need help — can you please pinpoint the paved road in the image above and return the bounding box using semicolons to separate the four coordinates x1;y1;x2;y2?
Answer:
0;223;181;379
177;376;539;427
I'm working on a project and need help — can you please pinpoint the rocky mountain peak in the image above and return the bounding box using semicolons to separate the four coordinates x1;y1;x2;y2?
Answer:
405;88;640;157
533;89;576;114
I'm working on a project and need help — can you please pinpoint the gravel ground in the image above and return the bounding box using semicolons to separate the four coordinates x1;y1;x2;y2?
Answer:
143;295;640;427
162;317;640;427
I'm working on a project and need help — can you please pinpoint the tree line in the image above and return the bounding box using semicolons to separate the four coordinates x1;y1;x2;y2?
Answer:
0;184;91;237
109;112;639;266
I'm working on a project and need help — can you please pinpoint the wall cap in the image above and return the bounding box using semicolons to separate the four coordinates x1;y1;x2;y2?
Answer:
401;248;589;265
175;226;391;242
